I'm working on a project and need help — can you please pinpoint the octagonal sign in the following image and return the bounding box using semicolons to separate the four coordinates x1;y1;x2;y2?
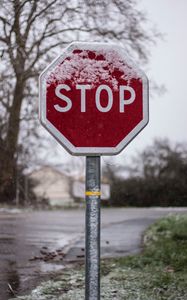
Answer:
39;42;148;155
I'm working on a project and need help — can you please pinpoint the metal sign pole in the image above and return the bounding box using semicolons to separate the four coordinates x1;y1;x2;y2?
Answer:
85;156;101;300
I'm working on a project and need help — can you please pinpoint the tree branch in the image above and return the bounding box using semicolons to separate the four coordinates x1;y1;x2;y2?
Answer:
23;0;38;41
26;0;57;29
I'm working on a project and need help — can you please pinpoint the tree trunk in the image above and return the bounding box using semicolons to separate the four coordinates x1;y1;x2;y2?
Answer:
0;79;24;202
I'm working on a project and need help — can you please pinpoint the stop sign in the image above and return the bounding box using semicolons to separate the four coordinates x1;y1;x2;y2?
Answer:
39;42;148;155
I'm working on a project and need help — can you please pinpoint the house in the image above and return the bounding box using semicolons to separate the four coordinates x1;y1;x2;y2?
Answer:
29;165;74;206
29;165;110;207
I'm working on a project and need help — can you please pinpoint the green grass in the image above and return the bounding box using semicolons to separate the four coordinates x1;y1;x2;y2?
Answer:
109;214;187;299
118;214;187;271
12;214;187;300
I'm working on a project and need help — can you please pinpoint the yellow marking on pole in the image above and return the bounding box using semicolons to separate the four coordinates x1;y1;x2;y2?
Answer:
85;191;101;196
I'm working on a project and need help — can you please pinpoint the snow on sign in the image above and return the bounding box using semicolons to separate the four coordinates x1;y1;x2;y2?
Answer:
39;42;149;155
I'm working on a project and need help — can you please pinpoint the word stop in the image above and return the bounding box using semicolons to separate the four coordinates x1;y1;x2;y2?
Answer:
54;84;136;113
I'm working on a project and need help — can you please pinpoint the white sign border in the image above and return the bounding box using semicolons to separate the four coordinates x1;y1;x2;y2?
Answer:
39;41;149;156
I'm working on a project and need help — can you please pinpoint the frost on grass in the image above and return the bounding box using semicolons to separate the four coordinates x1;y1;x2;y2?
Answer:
143;214;187;247
11;265;187;300
10;270;84;300
47;49;141;90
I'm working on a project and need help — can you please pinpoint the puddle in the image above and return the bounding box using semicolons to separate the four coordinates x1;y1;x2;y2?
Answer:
2;261;66;299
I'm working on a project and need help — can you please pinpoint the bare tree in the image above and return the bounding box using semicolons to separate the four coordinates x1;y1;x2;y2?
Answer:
0;0;158;202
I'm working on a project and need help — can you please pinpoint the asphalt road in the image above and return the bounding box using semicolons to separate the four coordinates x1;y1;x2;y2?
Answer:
0;207;186;299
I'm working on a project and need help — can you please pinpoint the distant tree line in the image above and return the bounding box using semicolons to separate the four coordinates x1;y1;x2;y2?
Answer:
104;139;187;207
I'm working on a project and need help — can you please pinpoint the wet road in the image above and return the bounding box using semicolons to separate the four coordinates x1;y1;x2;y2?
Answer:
0;207;187;299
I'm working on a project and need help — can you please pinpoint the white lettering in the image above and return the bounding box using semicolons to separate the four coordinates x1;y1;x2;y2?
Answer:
53;84;136;113
76;84;91;112
95;85;113;112
54;84;72;112
119;85;136;113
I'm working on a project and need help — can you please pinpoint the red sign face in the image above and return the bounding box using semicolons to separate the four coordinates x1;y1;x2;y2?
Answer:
39;42;148;155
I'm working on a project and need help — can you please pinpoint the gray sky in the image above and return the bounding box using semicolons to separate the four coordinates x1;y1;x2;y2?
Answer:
141;0;187;143
113;0;187;162
45;0;187;165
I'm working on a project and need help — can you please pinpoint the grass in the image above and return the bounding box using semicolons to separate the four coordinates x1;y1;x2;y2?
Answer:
11;214;187;300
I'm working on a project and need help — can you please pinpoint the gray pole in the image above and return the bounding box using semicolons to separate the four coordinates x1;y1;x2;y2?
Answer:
85;156;101;300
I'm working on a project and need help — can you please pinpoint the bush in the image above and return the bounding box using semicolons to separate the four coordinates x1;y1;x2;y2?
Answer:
107;139;187;206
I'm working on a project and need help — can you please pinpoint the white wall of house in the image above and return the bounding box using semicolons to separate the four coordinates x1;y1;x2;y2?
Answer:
29;166;74;206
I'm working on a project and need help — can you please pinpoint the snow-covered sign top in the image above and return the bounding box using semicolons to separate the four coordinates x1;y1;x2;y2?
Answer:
47;43;142;90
